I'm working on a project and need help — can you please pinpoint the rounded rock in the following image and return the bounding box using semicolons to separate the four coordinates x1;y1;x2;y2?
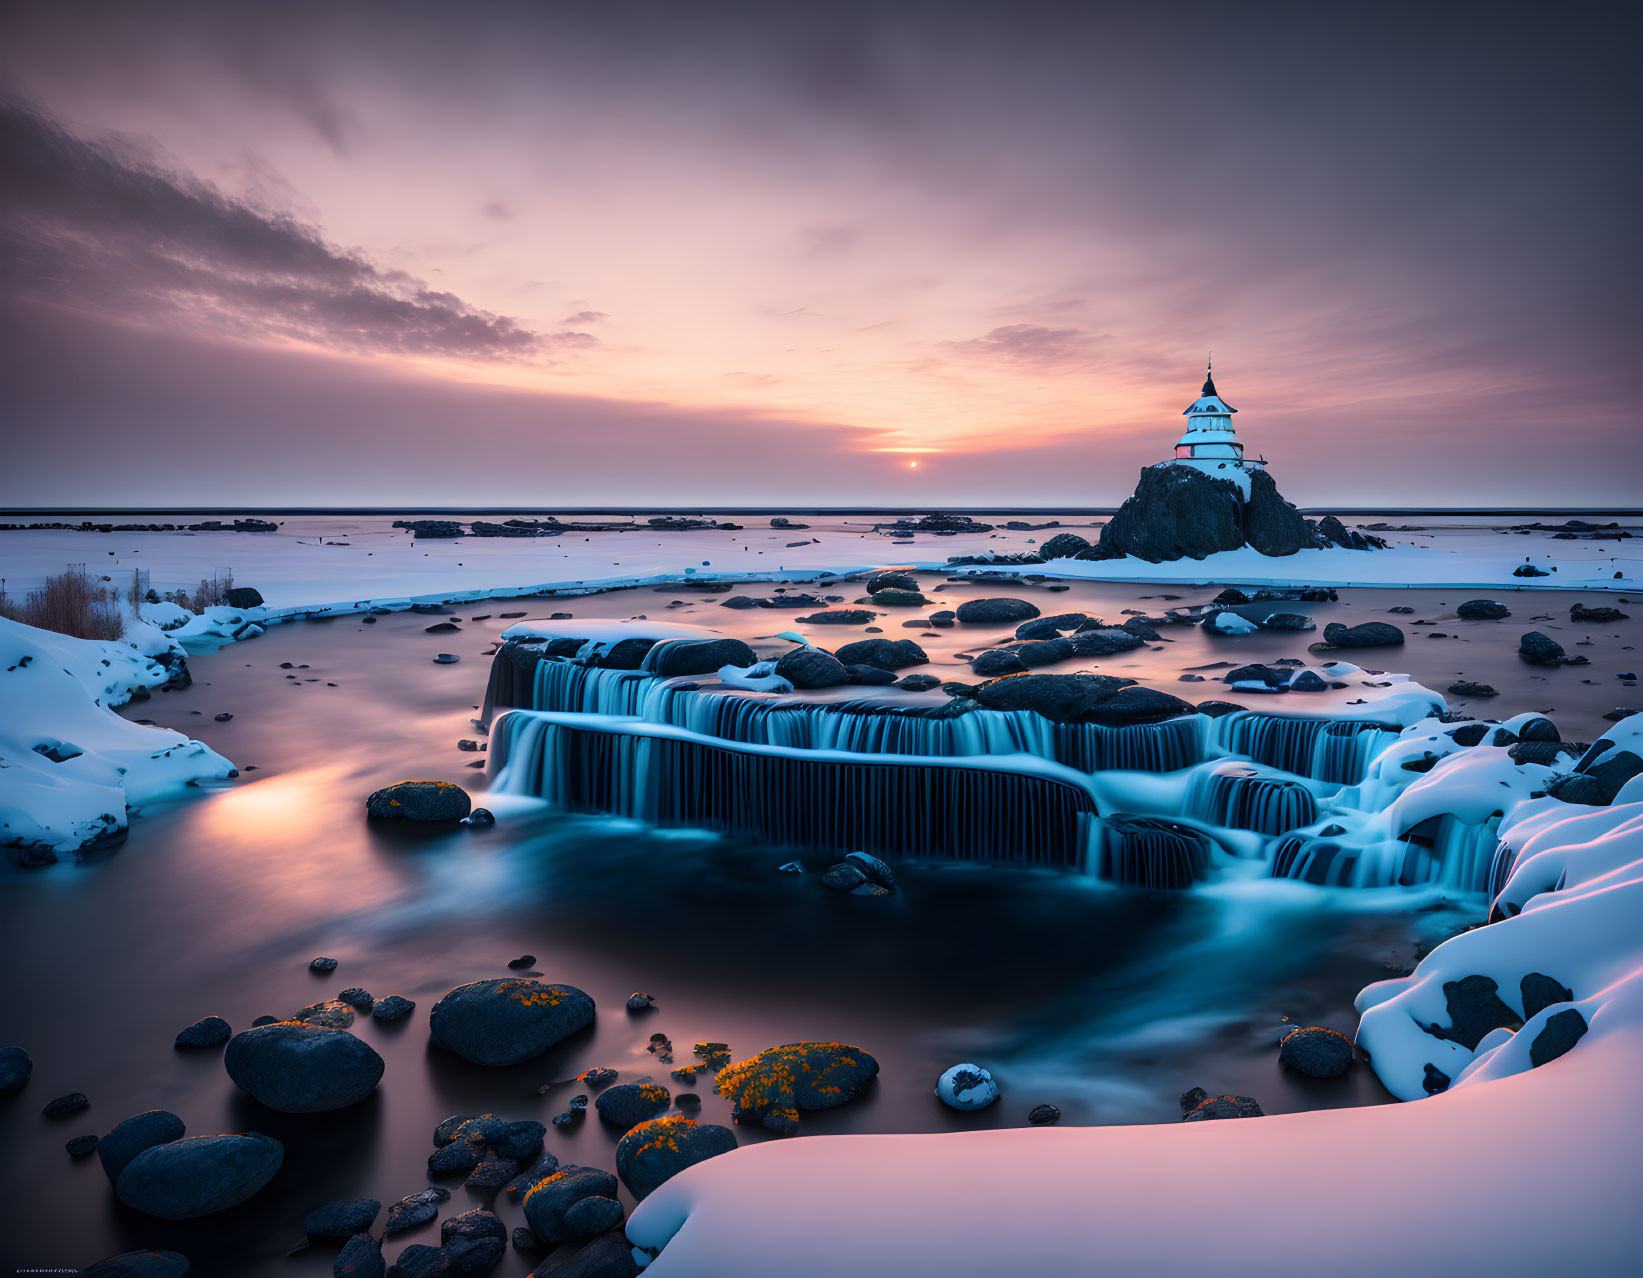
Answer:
115;1133;284;1220
304;1197;381;1239
1278;1027;1355;1079
365;779;472;821
174;1016;232;1049
1027;1103;1062;1125
370;995;416;1023
0;1046;33;1093
223;1022;384;1112
616;1116;739;1200
595;1082;671;1131
98;1110;186;1184
428;978;596;1067
936;1063;999;1111
955;597;1041;624
521;1165;622;1245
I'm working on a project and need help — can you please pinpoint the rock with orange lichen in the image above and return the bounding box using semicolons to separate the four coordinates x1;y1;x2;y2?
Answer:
223;1022;384;1112
365;779;471;822
616;1116;737;1200
595;1083;670;1131
429;978;595;1067
713;1042;879;1135
521;1165;623;1245
1278;1026;1355;1078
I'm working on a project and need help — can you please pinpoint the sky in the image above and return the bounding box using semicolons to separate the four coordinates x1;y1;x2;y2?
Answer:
0;0;1638;509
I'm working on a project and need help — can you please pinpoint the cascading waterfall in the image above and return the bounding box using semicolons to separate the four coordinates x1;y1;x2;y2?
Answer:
480;642;1513;897
1094;816;1212;890
490;710;1104;865
1209;712;1400;784
1185;765;1319;836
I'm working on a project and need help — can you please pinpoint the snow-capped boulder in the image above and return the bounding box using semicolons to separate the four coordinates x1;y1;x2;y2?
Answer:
936;1063;1000;1111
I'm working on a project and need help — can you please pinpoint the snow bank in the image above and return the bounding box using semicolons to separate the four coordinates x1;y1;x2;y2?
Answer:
627;1016;1639;1276
1357;798;1643;1099
628;795;1643;1275
0;617;235;857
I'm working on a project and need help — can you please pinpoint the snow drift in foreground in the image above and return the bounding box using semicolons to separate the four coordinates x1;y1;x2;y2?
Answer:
628;797;1643;1276
0;617;235;856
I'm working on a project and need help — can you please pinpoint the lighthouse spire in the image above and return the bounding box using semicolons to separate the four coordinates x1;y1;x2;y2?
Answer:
1201;352;1217;398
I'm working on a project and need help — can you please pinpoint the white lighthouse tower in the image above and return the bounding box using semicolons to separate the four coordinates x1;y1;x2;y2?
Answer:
1164;357;1266;495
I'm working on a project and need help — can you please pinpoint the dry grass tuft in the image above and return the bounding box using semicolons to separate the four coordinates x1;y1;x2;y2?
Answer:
0;565;126;641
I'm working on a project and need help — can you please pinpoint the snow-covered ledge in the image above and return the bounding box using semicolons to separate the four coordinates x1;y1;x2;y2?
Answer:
0;617;235;857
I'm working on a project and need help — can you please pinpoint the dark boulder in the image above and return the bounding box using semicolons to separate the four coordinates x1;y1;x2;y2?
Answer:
867;588;929;607
845;851;896;887
1547;772;1608;805
429;979;596;1067
1570;603;1628;624
1015;613;1091;640
794;610;875;625
366;781;472;822
713;1042;879;1134
1581;749;1643;801
372;995;416;1023
1181;1094;1264;1121
1081;685;1197;726
115;1133;283;1219
1448;681;1497;698
1225;663;1291;688
955;598;1040;624
970;649;1027;677
773;646;849;689
224;1023;384;1112
1520;973;1574;1020
521;1166;623;1245
1066;627;1146;658
98;1110;186;1184
1322;621;1404;648
1014;638;1074;667
595;1083;671;1131
386;1188;450;1237
1513;564;1551;577
972;672;1133;722
1096;465;1245;562
1431;975;1520;1049
1519;632;1575;666
1277;1027;1354;1078
647;638;758;677
820;863;868;892
224;587;264;609
1457;600;1510;620
306;1197;382;1239
1258;612;1314;631
1038;532;1092;560
1027;1104;1062;1125
616;1116;738;1199
834;638;928;670
1529;1009;1588;1068
1243;470;1316;555
44;1092;88;1117
865;571;919;594
335;1234;384;1277
1312;515;1387;550
81;1252;191;1278
175;1016;231;1049
0;1045;33;1092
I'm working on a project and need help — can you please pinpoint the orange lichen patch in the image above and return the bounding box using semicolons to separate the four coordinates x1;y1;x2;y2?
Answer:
627;1116;696;1160
496;979;568;1007
713;1042;877;1129
522;1168;568;1206
1283;1025;1352;1044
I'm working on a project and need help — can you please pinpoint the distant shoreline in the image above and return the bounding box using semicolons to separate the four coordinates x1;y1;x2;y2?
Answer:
2;506;1640;519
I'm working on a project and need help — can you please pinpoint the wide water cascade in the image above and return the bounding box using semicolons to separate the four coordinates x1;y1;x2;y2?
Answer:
484;645;1507;893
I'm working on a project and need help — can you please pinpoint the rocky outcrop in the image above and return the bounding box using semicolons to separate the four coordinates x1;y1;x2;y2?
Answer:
1086;464;1377;562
